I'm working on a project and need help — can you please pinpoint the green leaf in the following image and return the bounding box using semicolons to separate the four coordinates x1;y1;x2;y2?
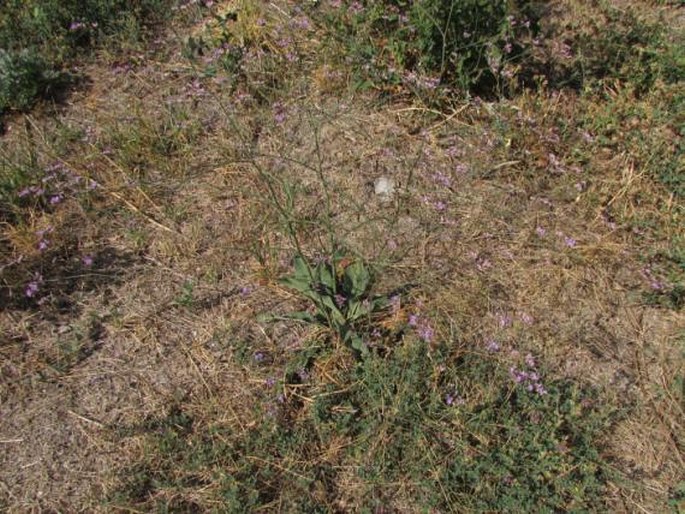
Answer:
345;331;369;357
293;255;311;281
316;262;336;293
343;261;370;299
279;275;313;295
319;295;346;327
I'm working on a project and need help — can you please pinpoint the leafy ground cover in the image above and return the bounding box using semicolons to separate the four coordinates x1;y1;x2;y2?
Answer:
0;0;683;512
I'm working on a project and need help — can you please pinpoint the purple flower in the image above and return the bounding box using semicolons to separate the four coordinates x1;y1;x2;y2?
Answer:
525;353;536;368
485;339;500;352
510;358;546;396
432;172;452;188
25;274;43;298
445;392;465;406
240;285;253;296
520;312;534;325
564;236;577;248
417;324;434;343
510;367;528;383
254;351;265;362
293;16;312;30
497;312;513;329
332;294;345;309
37;239;50;252
265;377;276;387
535;226;547;238
349;1;364;14
534;383;547;395
49;194;63;205
81;255;94;266
408;313;419;327
273;102;286;125
25;281;40;298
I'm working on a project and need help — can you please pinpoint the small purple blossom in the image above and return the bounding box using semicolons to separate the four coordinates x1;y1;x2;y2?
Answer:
334;293;346;309
485;339;501;352
81;255;94;266
273;102;286;125
581;131;595;143
432;171;452;188
455;163;469;174
25;281;40;298
408;313;419;327
433;200;447;211
535;226;546;237
497;312;513;329
349;1;364;14
390;295;400;313
49;194;63;205
265;376;276;387
525;353;536;368
253;351;265;363
292;16;312;30
25;274;43;298
519;312;534;325
510;353;546;395
445;392;465;406
37;239;50;252
240;285;253;296
417;324;434;343
564;236;577;248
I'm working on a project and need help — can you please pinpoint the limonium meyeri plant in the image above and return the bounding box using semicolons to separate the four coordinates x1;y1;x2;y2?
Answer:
278;250;388;358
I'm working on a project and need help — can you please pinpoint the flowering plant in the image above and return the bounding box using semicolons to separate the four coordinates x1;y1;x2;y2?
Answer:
276;251;388;357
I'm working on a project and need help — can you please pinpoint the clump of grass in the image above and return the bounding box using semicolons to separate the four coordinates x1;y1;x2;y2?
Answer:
111;338;614;511
0;0;177;115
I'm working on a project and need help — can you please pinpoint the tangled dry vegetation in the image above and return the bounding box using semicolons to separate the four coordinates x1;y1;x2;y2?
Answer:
1;0;683;512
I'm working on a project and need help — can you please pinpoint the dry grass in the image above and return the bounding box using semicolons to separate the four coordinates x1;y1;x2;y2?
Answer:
1;0;683;511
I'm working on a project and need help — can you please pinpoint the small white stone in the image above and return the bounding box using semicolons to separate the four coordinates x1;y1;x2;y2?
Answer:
374;176;396;200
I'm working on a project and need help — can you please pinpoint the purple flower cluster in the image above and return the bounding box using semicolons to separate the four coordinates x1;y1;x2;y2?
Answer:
408;311;434;343
509;353;546;395
640;266;665;291
485;339;501;352
403;71;441;90
496;312;513;329
334;293;346;309
445;391;465;406
17;162;91;207
35;226;53;253
273;102;287;125
69;21;97;32
25;273;43;298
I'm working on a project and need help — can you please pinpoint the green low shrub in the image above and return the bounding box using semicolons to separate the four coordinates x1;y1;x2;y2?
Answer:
314;0;539;97
0;0;174;114
0;49;59;112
